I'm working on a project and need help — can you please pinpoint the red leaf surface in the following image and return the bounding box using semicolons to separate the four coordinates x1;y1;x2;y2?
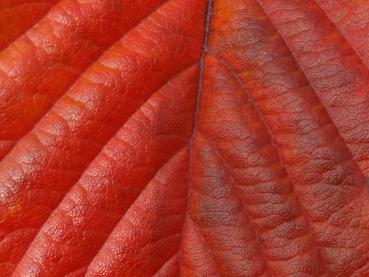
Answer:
1;0;369;276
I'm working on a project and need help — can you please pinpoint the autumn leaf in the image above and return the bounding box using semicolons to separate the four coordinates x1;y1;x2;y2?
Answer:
1;0;369;276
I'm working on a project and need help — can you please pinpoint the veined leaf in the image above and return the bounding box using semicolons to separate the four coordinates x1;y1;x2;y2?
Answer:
1;0;369;276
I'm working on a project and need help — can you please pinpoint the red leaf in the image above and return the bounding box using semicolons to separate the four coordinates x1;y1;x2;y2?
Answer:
1;0;369;276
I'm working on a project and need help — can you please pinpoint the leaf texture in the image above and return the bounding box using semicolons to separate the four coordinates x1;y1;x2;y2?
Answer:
1;0;369;276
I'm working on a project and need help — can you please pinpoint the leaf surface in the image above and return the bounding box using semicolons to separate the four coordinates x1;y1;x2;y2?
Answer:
2;0;369;276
